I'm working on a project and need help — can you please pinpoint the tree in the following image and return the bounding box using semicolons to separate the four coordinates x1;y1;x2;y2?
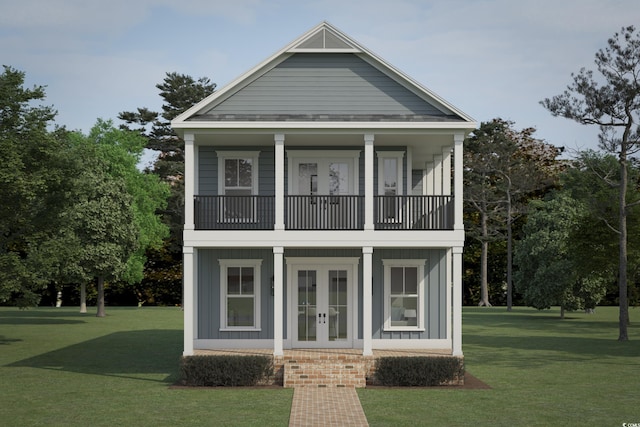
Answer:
69;120;170;314
119;72;216;246
541;26;640;340
514;192;607;318
0;66;68;306
464;119;560;307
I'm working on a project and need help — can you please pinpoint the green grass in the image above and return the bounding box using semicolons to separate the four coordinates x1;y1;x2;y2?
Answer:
359;306;640;427
1;306;638;426
0;307;292;427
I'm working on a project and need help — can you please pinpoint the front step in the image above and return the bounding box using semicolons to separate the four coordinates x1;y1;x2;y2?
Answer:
284;357;367;388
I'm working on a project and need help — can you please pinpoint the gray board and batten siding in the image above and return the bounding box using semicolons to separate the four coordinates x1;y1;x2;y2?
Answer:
196;248;447;342
191;53;464;122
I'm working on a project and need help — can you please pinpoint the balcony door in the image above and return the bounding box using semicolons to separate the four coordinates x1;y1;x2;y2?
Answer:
288;151;359;229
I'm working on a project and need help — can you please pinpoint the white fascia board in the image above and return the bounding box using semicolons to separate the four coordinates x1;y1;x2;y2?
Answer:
183;229;465;248
172;120;478;131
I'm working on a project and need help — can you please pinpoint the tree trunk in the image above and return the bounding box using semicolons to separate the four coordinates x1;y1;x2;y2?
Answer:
478;211;492;307
96;276;106;318
80;282;87;313
506;191;513;312
618;150;629;341
560;305;565;320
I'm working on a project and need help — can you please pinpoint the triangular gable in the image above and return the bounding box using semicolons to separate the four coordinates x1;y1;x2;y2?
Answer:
173;22;475;126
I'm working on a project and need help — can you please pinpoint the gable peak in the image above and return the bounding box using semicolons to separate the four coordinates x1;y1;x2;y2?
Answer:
288;22;360;52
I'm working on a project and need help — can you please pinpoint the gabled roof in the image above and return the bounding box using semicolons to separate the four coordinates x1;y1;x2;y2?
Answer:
172;22;476;129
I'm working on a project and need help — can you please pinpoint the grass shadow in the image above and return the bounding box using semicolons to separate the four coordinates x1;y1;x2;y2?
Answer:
7;329;183;384
0;309;89;325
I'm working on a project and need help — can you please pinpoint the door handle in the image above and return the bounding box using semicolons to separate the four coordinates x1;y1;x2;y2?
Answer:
318;313;322;324
323;313;326;324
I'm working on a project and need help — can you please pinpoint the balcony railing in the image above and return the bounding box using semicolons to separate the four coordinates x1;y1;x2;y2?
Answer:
285;195;364;230
374;195;453;230
194;195;275;230
194;195;453;230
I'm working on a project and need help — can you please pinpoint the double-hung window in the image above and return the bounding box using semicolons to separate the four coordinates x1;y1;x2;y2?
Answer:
219;259;262;331
382;259;425;331
217;151;259;222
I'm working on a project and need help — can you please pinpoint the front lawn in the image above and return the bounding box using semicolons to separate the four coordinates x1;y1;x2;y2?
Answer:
1;306;637;426
359;306;640;426
0;307;292;427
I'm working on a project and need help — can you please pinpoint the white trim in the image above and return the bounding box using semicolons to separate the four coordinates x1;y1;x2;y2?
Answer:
273;247;284;356
286;257;360;349
173;121;477;131
372;339;451;350
362;247;373;356
382;259;426;332
218;259;263;331
376;151;404;196
216;151;260;195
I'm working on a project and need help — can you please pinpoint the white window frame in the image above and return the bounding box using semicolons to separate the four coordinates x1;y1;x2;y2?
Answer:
382;259;426;332
216;151;260;222
219;259;262;332
376;151;404;223
376;151;404;196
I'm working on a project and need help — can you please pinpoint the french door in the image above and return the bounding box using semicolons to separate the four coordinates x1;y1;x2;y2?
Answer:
288;153;358;229
290;262;355;348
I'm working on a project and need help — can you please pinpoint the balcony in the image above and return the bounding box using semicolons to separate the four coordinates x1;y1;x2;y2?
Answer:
194;195;453;231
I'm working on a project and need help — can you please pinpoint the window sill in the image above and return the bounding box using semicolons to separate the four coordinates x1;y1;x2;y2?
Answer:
219;328;262;332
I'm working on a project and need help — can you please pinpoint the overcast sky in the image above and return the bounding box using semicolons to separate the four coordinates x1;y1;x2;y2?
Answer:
3;0;640;156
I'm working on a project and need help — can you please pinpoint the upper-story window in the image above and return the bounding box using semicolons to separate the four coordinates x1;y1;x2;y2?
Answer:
377;151;404;196
377;151;404;221
217;151;260;221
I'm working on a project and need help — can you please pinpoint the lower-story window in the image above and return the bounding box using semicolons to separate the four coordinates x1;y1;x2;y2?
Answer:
219;259;262;331
382;259;426;331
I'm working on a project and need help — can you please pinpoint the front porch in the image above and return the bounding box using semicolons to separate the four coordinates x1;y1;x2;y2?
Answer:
192;348;460;388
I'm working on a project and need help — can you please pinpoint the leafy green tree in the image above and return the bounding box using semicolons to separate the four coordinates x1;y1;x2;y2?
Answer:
515;192;607;318
0;66;68;306
541;26;640;340
69;120;170;313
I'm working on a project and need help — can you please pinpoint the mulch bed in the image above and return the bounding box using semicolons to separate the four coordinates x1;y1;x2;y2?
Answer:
170;372;491;390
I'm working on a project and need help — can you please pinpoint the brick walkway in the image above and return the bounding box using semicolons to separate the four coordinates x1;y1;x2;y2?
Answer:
289;387;369;427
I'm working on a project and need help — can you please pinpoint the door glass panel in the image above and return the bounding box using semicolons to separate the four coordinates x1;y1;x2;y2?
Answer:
297;270;317;342
328;270;348;341
329;162;349;195
298;163;318;196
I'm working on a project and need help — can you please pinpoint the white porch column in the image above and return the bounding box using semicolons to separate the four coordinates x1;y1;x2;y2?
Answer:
183;246;195;356
442;147;452;195
453;133;464;231
184;133;195;231
452;246;463;357
274;134;285;230
362;247;373;356
364;134;375;230
273;246;284;356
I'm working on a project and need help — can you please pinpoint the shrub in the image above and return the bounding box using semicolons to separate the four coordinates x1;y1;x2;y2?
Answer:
179;355;274;386
374;356;464;386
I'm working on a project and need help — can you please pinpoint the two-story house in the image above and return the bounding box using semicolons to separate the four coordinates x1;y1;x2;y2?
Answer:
172;22;475;383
